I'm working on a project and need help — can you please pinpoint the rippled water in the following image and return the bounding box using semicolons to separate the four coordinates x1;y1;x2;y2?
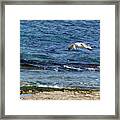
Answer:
20;20;100;89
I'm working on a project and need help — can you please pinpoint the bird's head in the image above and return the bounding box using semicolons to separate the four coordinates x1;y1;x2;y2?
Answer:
68;44;74;50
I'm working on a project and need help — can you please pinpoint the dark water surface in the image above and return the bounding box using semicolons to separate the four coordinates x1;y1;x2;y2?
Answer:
20;20;100;89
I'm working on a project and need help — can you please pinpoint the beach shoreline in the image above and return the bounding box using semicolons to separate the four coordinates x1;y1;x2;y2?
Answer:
20;86;100;100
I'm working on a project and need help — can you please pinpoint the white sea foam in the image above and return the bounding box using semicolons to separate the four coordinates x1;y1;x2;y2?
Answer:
37;84;62;88
86;68;96;71
63;65;82;71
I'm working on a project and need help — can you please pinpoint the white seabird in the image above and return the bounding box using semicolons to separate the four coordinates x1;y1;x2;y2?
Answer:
68;42;92;51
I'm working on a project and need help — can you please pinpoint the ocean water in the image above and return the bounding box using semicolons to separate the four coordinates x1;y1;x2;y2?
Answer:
20;20;100;90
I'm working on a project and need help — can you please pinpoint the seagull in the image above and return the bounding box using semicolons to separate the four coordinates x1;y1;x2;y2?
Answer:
68;42;92;51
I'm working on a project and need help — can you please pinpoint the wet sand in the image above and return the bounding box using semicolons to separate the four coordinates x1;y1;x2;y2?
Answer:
20;86;100;100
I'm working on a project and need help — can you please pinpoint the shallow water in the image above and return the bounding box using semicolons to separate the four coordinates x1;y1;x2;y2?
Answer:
20;94;32;98
20;20;100;89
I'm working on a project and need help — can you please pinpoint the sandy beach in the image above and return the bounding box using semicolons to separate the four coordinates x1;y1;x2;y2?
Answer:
20;86;100;100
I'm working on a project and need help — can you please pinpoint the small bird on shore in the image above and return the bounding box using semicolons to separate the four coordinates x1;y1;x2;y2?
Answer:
68;42;92;51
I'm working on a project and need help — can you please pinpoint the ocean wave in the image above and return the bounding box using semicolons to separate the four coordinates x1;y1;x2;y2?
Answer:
20;59;100;72
37;84;63;88
36;84;99;90
86;67;98;71
20;81;100;90
63;65;82;71
63;65;99;71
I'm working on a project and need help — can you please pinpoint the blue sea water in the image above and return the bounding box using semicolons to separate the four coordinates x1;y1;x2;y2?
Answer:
20;20;100;89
